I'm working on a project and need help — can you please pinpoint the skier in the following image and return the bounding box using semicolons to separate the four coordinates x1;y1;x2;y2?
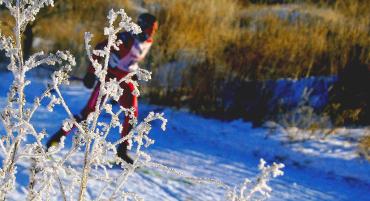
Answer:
46;13;158;164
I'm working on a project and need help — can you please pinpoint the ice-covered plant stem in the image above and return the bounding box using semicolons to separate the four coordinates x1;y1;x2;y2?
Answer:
227;159;285;201
76;9;141;201
0;0;60;200
0;1;284;200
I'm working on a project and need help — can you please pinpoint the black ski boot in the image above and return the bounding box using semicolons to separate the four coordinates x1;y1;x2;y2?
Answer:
117;143;134;164
46;129;65;149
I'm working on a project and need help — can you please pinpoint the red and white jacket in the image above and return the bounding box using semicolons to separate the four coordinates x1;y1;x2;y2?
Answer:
88;32;153;80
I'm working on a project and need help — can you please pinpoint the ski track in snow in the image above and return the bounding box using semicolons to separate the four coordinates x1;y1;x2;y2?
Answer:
0;72;369;201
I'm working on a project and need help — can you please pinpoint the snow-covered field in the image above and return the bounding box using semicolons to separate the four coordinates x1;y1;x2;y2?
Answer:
0;72;369;201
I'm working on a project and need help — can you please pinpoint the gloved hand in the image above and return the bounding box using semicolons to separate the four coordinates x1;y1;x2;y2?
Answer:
83;72;96;89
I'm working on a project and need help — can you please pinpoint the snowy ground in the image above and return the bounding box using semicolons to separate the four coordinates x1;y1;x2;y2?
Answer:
0;72;369;201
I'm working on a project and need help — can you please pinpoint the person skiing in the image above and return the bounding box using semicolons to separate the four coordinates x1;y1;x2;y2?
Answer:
46;13;158;164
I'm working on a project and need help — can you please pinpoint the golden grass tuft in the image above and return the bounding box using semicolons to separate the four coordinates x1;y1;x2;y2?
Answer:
144;0;242;69
359;130;370;161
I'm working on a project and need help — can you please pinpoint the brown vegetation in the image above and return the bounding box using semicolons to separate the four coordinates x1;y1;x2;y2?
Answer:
359;130;370;160
142;0;369;122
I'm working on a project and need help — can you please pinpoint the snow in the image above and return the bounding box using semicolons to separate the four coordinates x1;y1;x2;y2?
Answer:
0;71;369;200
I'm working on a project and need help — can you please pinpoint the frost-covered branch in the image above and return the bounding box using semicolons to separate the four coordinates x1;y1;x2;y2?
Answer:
0;1;284;201
227;159;285;201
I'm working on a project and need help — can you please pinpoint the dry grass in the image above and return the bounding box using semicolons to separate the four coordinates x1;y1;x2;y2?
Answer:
228;2;369;79
359;129;370;161
141;0;369;81
2;0;368;79
144;0;241;70
141;0;369;120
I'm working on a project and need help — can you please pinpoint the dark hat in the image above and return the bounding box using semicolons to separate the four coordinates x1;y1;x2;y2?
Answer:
137;13;157;29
